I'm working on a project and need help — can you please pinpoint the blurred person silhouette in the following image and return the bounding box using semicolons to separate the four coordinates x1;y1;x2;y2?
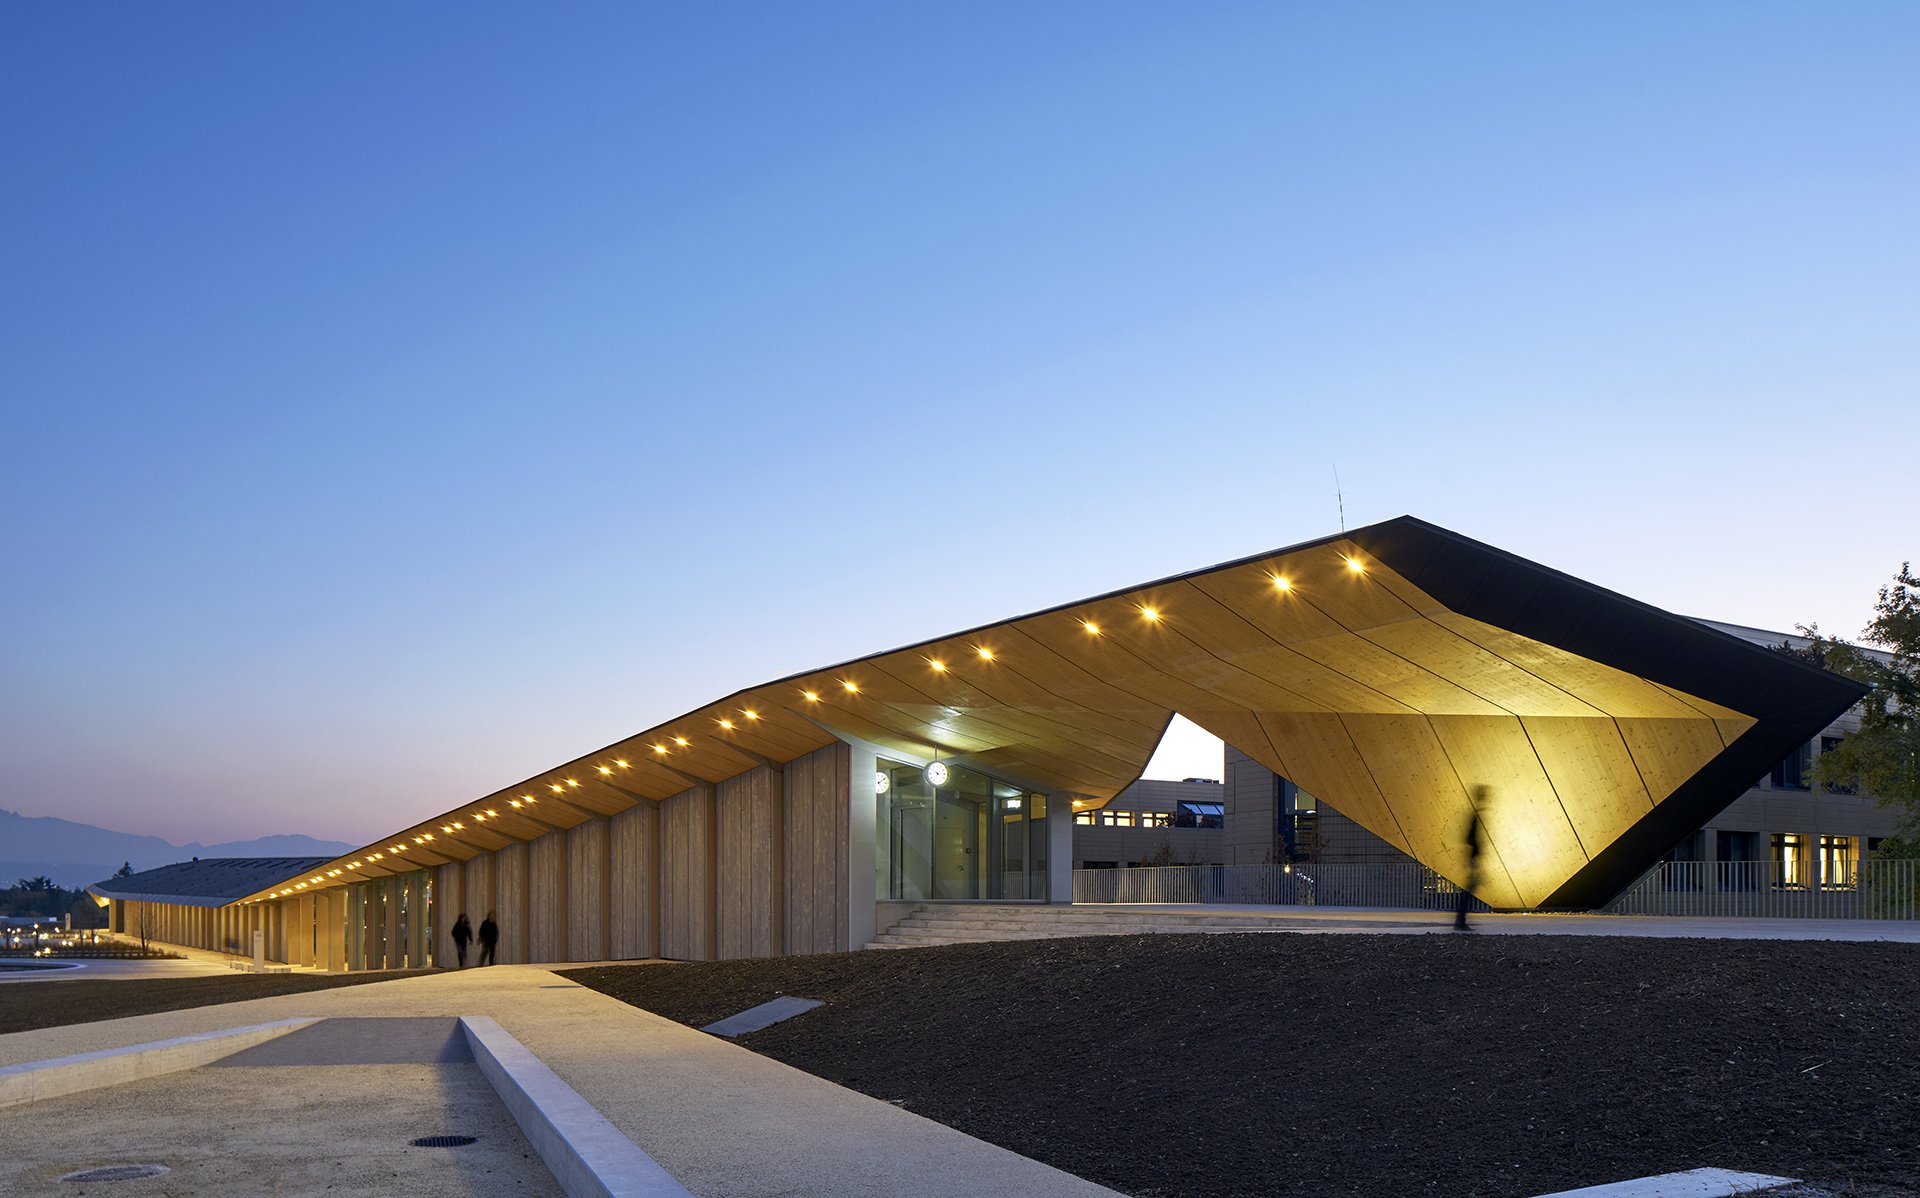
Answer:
478;911;499;966
1456;785;1491;931
450;912;472;969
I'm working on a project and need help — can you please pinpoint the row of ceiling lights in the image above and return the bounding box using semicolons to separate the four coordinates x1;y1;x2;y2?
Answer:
263;555;1369;901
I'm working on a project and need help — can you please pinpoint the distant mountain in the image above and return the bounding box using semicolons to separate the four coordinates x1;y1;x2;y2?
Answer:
0;808;355;889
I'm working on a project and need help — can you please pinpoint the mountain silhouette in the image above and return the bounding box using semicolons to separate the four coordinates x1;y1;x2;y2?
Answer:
0;808;353;889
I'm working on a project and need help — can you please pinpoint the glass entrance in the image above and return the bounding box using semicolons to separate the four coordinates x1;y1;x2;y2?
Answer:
878;758;1047;901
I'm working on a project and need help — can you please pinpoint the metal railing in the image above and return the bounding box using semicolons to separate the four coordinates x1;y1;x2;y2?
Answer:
1605;858;1920;920
1072;863;1487;912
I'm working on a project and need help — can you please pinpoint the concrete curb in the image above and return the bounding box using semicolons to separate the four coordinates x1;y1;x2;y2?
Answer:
0;1017;319;1109
1533;1166;1799;1197
460;1015;694;1198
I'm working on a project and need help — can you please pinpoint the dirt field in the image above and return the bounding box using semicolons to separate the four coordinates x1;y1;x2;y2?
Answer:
0;970;429;1035
565;934;1920;1198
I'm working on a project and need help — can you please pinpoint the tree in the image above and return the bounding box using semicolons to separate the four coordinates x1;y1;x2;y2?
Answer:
1801;562;1920;856
112;862;134;879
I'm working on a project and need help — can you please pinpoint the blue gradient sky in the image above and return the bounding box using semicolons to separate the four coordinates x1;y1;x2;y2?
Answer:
4;4;1915;845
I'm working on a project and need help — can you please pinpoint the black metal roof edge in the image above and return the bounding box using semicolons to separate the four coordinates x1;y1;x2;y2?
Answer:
1351;518;1871;721
84;886;234;909
87;856;334;904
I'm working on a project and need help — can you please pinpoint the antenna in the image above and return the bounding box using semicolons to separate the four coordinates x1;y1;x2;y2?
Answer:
1334;465;1346;532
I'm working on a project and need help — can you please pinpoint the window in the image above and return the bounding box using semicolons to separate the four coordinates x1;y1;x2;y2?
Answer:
1771;742;1812;790
1139;812;1170;828
1175;800;1224;829
1773;833;1808;887
1074;812;1094;825
1818;736;1855;794
1818;836;1854;889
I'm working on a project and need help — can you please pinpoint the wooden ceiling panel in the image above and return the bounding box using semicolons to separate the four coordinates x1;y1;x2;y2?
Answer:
1521;716;1656;857
243;517;1853;909
1255;710;1411;858
1283;631;1510;718
1337;714;1509;900
1615;717;1731;806
1423;612;1731;722
1424;714;1588;908
1361;621;1607;719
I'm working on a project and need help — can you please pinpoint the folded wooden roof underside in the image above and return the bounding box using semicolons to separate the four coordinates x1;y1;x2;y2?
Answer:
244;517;1865;911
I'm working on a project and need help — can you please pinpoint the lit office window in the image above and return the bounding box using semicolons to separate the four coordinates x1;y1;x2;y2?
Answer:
1074;812;1093;825
1774;833;1806;887
1819;835;1854;889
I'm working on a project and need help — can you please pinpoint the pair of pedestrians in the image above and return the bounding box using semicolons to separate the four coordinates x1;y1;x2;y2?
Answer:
449;911;498;967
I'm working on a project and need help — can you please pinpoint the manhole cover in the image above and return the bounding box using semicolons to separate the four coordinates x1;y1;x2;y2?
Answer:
409;1135;478;1148
59;1164;170;1182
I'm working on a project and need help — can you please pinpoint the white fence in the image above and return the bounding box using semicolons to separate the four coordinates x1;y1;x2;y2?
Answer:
1073;859;1920;920
1072;863;1487;912
1604;858;1920;920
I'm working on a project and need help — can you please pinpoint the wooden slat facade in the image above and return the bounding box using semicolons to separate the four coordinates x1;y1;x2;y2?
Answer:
785;741;851;955
495;842;529;965
566;818;611;962
610;801;659;960
660;786;717;961
717;765;784;959
529;830;567;964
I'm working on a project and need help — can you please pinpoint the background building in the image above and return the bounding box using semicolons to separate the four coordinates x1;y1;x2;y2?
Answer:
1072;777;1225;869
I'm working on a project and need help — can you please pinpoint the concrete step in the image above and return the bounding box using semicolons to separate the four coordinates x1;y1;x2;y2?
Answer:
869;904;1310;950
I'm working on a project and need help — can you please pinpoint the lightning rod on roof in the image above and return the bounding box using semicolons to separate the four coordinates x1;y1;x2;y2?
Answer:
1334;465;1346;532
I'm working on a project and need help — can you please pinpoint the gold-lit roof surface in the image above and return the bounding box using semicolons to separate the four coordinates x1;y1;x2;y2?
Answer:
243;517;1865;910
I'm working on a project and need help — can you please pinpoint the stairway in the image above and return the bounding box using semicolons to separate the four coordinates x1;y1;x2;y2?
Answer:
866;903;1307;949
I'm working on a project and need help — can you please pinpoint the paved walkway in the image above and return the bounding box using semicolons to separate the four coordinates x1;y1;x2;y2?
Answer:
1072;905;1920;942
1;1050;554;1197
0;965;1123;1198
0;939;325;985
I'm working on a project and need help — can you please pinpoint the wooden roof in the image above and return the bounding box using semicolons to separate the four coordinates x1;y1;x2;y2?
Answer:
242;517;1865;910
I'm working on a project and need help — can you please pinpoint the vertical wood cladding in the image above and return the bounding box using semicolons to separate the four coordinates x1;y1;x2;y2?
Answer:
463;851;495;939
529;831;567;964
717;765;784;959
660;785;717;961
435;863;464;967
610;802;659;960
288;895;314;966
567;818;611;962
316;891;342;972
784;741;850;955
495;842;529;965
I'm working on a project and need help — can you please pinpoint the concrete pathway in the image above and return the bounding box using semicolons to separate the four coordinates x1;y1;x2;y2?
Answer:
0;941;260;984
0;1057;556;1197
0;965;1124;1198
1074;905;1920;943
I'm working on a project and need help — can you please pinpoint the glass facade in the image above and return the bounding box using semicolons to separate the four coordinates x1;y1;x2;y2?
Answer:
876;758;1048;901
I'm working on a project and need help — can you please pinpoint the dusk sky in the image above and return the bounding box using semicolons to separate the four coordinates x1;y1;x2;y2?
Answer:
3;4;1915;847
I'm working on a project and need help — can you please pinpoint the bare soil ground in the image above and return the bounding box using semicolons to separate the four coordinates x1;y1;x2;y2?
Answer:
565;934;1920;1198
0;970;429;1035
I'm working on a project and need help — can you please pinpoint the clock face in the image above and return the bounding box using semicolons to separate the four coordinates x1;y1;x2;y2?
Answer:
924;761;949;787
874;770;890;795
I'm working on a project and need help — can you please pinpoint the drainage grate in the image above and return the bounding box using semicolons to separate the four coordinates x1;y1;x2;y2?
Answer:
60;1165;170;1183
409;1135;478;1148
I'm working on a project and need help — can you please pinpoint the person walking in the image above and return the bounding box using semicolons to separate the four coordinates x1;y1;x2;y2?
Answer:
1456;785;1490;931
450;913;472;969
478;911;499;966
